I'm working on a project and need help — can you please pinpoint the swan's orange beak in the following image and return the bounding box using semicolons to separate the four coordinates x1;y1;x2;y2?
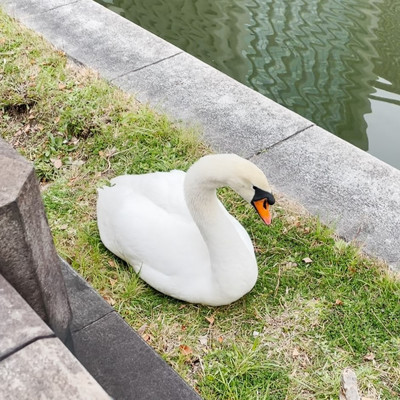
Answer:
252;199;272;225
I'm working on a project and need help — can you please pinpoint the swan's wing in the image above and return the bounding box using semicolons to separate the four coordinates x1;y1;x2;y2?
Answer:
97;170;211;286
108;171;189;215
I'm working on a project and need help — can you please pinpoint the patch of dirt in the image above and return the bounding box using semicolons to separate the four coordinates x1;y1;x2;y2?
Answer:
2;101;36;118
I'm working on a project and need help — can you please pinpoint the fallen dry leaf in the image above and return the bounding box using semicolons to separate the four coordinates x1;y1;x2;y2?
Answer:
363;353;375;361
102;295;116;306
58;83;67;90
51;158;62;169
180;344;193;355
292;347;300;357
105;147;117;157
109;278;117;287
137;324;148;335
302;257;313;264
335;299;343;306
205;316;215;325
217;336;223;343
141;333;153;343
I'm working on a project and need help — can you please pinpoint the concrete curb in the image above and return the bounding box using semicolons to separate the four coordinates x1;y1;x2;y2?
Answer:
61;260;202;400
0;274;110;399
1;0;399;271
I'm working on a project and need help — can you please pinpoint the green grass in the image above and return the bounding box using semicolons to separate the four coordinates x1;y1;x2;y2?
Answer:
1;9;399;399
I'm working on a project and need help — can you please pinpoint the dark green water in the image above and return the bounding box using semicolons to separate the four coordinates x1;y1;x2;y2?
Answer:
96;0;400;169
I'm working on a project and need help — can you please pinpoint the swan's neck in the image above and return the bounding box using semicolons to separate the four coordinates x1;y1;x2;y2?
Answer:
184;162;258;304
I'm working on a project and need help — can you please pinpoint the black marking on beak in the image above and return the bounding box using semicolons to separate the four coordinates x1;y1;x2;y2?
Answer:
252;186;275;205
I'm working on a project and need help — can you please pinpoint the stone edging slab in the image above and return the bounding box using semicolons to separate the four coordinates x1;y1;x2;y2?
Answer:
1;0;399;270
0;274;111;399
61;259;202;400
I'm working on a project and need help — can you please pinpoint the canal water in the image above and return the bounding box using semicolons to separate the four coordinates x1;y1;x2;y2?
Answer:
96;0;400;169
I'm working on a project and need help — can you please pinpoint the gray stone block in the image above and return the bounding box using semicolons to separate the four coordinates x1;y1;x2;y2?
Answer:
2;0;182;81
73;312;202;400
252;126;400;269
0;274;54;360
60;258;201;398
0;138;72;342
1;0;75;17
114;51;312;158
0;338;110;399
60;258;113;333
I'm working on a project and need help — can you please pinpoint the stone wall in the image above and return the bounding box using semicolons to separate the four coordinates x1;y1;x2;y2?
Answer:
0;137;72;344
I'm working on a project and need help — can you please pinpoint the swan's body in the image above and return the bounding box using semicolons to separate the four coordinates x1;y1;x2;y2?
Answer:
97;154;274;306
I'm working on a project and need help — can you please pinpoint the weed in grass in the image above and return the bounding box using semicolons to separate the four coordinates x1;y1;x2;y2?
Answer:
1;9;399;399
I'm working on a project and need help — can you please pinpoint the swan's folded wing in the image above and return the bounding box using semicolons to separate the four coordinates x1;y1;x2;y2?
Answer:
97;170;211;286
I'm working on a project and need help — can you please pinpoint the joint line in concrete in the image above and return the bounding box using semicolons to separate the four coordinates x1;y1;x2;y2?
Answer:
110;52;184;82
71;309;116;334
0;334;56;362
250;123;314;159
46;0;82;14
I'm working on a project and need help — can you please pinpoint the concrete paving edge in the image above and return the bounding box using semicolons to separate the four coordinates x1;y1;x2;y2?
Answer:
1;0;399;270
60;259;202;399
0;274;111;399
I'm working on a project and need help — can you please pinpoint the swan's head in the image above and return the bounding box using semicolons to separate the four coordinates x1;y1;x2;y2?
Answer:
186;154;275;225
224;156;275;225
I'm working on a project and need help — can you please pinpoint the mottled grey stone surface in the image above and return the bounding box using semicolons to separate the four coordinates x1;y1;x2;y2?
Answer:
252;126;400;269
0;274;54;360
0;138;72;342
60;258;113;332
1;0;75;17
60;259;201;399
0;338;110;399
72;311;202;400
115;51;312;158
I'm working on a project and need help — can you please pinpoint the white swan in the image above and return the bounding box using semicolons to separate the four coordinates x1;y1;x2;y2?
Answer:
97;154;275;306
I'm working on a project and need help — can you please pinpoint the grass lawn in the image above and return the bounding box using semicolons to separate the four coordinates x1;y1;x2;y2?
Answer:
1;9;399;399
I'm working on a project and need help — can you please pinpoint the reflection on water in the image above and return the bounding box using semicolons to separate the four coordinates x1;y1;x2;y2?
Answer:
96;0;400;169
